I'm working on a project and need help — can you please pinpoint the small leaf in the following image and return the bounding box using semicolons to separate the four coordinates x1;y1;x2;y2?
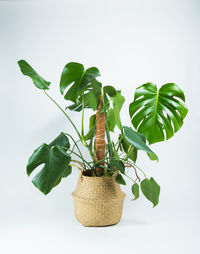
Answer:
66;102;82;112
103;86;117;97
112;160;125;174
107;108;116;132
123;126;156;155
112;91;125;129
84;114;96;140
120;134;137;162
115;173;126;185
18;60;50;90
131;183;139;200
141;177;160;207
147;152;159;161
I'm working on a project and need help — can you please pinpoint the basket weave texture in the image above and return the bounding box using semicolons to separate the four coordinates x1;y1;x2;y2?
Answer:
72;173;125;227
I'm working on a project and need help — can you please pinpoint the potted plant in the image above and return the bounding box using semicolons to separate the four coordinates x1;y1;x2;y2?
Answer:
18;60;188;226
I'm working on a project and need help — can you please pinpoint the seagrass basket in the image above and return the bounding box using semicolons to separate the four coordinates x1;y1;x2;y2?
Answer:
72;172;125;227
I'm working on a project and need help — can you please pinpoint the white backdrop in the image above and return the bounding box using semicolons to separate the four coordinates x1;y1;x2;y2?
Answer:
0;0;199;253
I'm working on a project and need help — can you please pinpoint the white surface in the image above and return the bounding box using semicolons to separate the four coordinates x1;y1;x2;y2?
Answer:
0;0;199;253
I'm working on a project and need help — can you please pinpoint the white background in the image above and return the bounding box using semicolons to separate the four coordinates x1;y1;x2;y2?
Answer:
0;0;199;253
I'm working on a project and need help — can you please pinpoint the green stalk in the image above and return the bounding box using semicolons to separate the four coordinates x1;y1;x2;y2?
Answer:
81;95;85;137
44;90;82;140
64;133;86;169
68;150;92;169
44;90;94;161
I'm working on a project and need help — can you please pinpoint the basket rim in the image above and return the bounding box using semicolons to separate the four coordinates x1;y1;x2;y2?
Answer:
80;171;118;179
72;191;126;202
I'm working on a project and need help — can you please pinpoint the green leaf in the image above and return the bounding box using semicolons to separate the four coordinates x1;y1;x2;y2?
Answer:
120;134;137;162
141;177;160;207
103;86;117;97
129;83;188;144
55;165;72;187
107;108;116;132
60;62;100;103
80;67;100;90
84;114;96;140
112;160;125;174
83;91;98;110
131;183;139;200
66;102;83;112
62;165;72;178
27;133;71;195
147;152;159;161
49;132;70;149
18;60;50;90
123;126;156;155
60;62;84;94
112;91;125;129
115;173;126;185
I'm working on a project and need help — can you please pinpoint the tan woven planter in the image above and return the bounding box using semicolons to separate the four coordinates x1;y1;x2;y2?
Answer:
72;173;125;227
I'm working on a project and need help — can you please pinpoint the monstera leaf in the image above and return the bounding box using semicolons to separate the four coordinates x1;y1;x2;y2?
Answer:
18;60;50;89
60;62;100;103
129;83;188;144
27;133;71;195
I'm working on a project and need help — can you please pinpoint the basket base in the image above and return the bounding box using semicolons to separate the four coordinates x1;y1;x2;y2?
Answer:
72;193;125;227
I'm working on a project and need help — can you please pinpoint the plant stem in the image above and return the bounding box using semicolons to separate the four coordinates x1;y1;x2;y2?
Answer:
81;95;85;137
68;149;92;169
64;132;86;168
44;90;82;140
129;160;147;178
123;145;134;162
124;173;136;183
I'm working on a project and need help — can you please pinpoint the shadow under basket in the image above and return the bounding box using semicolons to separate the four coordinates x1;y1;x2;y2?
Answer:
72;173;125;227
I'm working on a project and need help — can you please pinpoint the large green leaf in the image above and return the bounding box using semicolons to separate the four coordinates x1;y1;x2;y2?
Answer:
129;83;188;144
60;62;100;103
27;133;71;195
18;60;50;89
141;177;160;207
123;126;156;155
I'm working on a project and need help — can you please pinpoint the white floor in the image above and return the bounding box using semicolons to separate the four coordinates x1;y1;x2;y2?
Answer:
1;195;199;254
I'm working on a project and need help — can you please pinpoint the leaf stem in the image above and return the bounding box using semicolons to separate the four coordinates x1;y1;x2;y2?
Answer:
64;133;86;168
128;160;147;178
81;95;85;137
44;90;82;140
68;149;91;169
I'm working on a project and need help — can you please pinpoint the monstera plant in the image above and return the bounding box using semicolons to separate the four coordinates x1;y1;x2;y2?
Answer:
18;60;188;209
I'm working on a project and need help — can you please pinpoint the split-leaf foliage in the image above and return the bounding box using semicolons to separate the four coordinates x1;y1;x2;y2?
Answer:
18;60;188;206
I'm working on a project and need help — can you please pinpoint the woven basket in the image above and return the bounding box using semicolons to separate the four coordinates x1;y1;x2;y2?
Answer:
72;172;125;227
